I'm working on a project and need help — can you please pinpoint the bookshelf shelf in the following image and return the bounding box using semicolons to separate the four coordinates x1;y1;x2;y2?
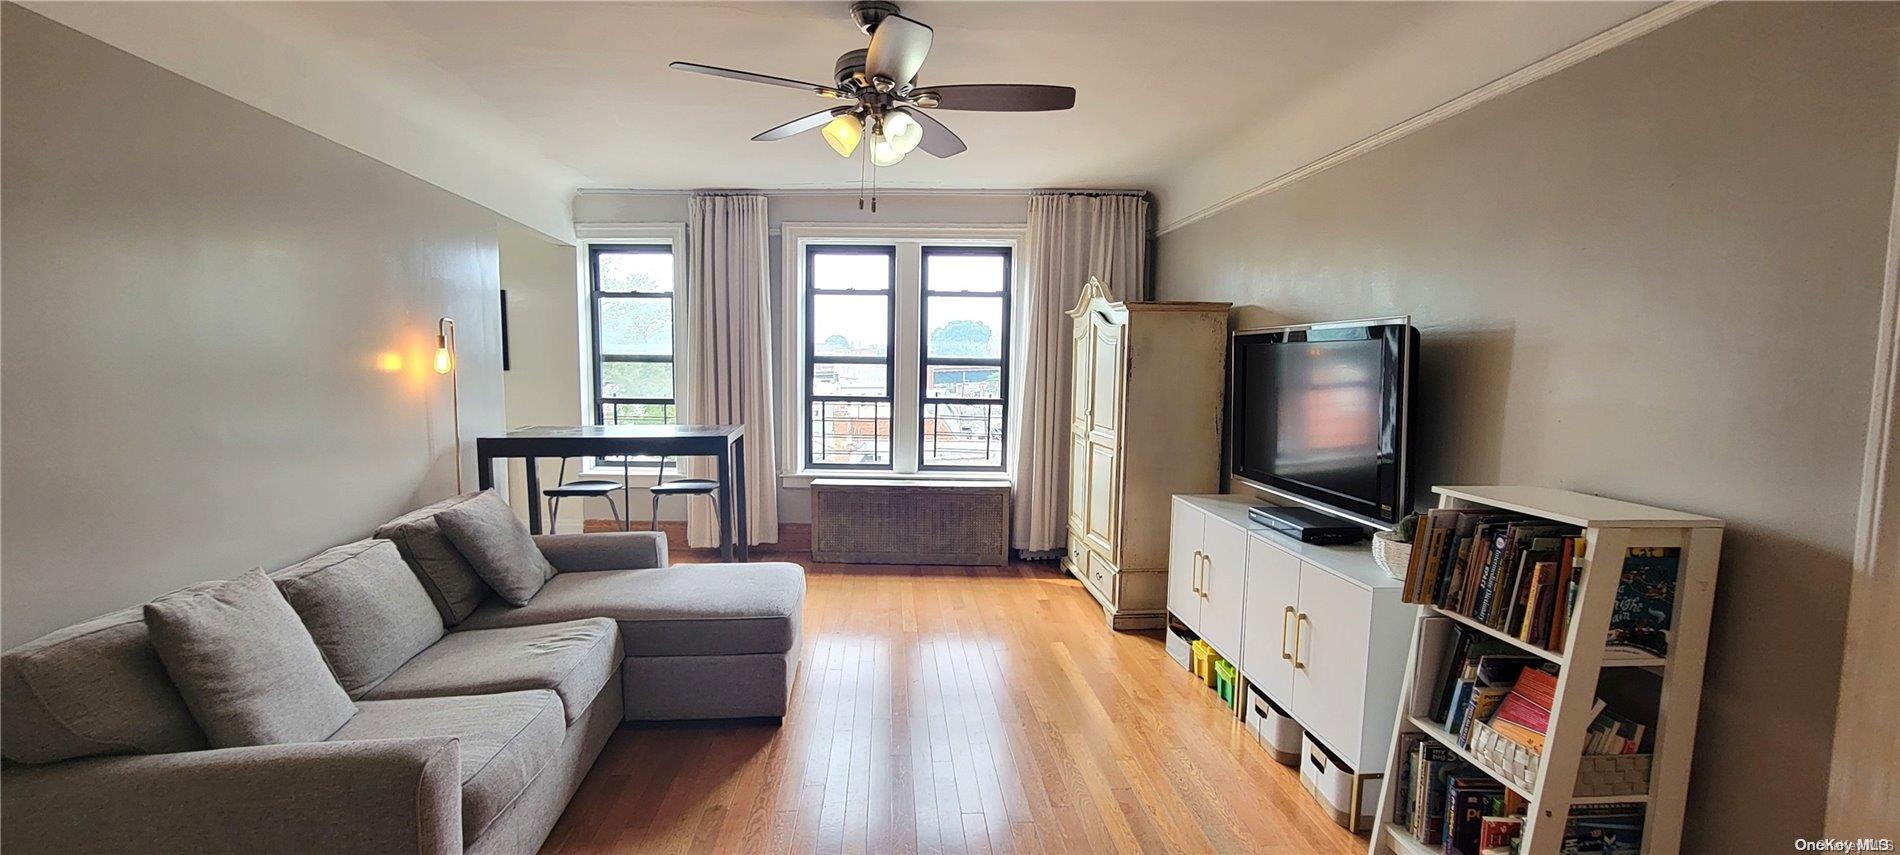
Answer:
1381;823;1439;855
1407;716;1534;801
1370;486;1723;855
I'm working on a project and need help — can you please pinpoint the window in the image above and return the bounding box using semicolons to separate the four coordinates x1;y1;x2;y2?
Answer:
920;247;1009;469
805;245;896;467
799;239;1012;472
589;244;677;428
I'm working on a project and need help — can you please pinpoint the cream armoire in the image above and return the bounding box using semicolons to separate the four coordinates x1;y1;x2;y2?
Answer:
1063;279;1230;629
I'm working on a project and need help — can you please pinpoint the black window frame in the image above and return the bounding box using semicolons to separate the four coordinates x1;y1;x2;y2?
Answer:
588;244;678;442
917;245;1011;471
804;244;898;470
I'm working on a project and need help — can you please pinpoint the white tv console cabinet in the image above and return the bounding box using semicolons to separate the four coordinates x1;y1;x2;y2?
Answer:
1168;495;1418;803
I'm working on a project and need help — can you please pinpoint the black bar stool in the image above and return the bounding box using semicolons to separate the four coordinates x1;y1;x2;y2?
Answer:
648;455;721;540
543;458;630;533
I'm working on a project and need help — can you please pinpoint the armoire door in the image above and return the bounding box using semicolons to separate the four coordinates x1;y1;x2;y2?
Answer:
1070;320;1093;432
1067;431;1089;532
1083;441;1117;554
1290;561;1374;764
1087;316;1121;446
1240;536;1302;705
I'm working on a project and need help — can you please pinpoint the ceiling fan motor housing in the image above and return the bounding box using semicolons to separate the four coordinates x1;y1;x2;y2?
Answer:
850;0;901;35
834;49;869;88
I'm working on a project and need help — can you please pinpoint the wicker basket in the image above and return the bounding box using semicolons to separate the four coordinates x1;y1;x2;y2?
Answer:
1371;532;1413;581
1467;719;1652;797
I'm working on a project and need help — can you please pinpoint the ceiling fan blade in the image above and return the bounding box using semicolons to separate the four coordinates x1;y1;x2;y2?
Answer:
917;84;1076;112
904;108;966;158
865;14;932;86
669;61;845;98
752;108;851;142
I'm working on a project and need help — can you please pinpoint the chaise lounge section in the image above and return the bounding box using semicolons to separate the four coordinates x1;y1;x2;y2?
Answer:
0;490;805;853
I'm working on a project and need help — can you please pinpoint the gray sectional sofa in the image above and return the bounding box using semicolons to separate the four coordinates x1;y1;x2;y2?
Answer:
0;490;805;853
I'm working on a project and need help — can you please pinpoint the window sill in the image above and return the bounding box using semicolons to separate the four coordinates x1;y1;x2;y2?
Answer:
780;469;1013;489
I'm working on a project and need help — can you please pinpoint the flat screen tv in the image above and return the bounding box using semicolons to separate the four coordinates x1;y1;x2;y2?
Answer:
1228;317;1417;529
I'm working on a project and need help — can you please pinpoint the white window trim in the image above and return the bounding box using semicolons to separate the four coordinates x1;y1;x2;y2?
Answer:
778;222;1024;483
574;222;687;476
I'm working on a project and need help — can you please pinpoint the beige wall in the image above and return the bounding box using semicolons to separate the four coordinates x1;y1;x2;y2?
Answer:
496;222;586;528
1156;3;1898;847
1;6;509;647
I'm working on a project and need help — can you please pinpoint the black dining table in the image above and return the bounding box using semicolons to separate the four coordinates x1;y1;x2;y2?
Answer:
475;424;748;562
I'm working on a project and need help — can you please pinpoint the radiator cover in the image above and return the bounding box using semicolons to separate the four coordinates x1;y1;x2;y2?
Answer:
810;479;1011;565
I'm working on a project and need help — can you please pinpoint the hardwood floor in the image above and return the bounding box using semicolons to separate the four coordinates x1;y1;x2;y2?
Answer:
540;557;1365;855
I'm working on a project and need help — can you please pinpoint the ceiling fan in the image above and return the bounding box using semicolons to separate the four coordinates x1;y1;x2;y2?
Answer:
669;0;1076;168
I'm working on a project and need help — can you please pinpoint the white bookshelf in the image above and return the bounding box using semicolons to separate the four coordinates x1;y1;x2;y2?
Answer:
1368;486;1723;855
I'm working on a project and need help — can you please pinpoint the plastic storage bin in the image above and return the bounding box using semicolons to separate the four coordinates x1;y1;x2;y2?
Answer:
1189;639;1218;687
1165;624;1195;671
1213;659;1240;712
1245;688;1302;766
1300;733;1379;832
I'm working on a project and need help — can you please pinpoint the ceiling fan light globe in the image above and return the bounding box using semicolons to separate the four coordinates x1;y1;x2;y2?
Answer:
884;109;924;155
869;136;906;167
822;114;863;157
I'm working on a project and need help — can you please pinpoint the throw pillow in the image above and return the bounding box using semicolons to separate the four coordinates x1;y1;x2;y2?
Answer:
435;489;557;606
144;569;355;747
375;491;493;625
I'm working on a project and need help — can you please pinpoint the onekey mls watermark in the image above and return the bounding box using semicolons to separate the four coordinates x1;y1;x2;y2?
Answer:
1794;839;1895;853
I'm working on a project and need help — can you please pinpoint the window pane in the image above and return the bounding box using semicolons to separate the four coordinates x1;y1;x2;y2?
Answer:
925;296;1004;359
597;250;673;293
812;251;891;291
600;297;672;355
925;252;1006;293
923;402;1004;467
601;361;673;400
926;365;1001;400
600;402;677;426
811;400;892;465
810;362;887;397
812;294;888;356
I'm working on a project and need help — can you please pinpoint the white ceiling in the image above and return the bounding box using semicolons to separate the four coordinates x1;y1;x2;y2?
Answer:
27;1;1662;240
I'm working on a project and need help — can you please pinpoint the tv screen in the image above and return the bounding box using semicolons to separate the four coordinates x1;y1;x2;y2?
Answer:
1230;320;1414;527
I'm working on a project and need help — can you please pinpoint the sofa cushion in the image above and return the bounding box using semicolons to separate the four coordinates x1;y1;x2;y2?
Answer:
457;563;804;657
272;539;445;697
364;618;619;724
375;492;492;626
1;605;209;764
331;690;565;843
144;570;357;748
435;489;556;605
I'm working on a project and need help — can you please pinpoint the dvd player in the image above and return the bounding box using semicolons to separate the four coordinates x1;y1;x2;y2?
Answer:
1247;505;1367;545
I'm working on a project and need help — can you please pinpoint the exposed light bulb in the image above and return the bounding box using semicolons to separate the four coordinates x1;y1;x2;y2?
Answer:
821;114;861;158
433;335;453;374
883;109;923;155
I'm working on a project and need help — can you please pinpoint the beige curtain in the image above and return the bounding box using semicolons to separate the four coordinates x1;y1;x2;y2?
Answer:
1008;193;1151;556
681;194;779;547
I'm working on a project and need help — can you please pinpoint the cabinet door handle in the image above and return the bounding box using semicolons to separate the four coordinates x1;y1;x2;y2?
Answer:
1281;606;1296;661
1293;612;1311;670
1199;553;1211;597
1189;550;1203;593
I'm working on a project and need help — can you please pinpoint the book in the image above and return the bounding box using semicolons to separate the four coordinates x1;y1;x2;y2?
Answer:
1489;667;1559;752
1560;803;1646;854
1392;732;1425;826
1443;775;1507;855
1458;686;1511;746
1479;815;1523;855
1607;547;1681;657
1410;741;1462;843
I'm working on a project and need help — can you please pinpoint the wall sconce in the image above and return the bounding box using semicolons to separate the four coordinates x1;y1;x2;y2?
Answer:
436;317;462;493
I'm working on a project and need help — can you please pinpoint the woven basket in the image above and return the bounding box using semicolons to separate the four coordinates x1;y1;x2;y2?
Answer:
1371;532;1413;581
1467;719;1653;797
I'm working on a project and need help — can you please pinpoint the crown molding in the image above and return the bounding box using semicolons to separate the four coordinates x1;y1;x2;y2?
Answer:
1155;0;1715;236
